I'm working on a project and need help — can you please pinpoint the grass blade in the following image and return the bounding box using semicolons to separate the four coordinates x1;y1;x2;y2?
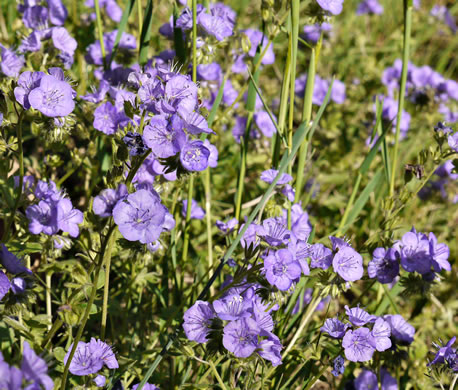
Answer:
108;0;136;68
138;0;153;65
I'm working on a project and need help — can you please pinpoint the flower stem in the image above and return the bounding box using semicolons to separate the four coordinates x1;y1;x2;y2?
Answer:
209;359;228;390
94;0;106;69
337;172;362;232
389;0;412;196
60;223;117;390
294;48;316;203
100;225;117;340
45;256;52;331
450;374;458;390
1;110;25;244
203;168;214;294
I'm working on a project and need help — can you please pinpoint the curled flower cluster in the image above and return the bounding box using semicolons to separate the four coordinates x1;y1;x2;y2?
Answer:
25;179;83;239
322;306;415;362
368;227;451;283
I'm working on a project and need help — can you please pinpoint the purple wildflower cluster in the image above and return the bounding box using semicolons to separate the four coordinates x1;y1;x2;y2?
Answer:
368;227;451;283
382;59;457;123
322;306;415;362
356;0;384;15
296;74;346;105
354;368;397;390
25;179;83;240
183;285;283;366
316;0;344;15
17;0;77;68
0;342;54;390
302;22;333;44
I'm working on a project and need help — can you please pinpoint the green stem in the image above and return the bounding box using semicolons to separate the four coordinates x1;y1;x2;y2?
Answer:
137;0;143;48
209;359;228;390
181;175;194;262
192;0;197;82
203;168;214;294
94;0;106;69
2;110;25;244
294;49;316;203
450;374;458;390
389;0;412;196
100;226;117;340
60;224;116;390
45;264;52;331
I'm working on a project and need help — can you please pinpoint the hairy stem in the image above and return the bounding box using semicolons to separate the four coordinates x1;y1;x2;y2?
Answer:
389;0;412;196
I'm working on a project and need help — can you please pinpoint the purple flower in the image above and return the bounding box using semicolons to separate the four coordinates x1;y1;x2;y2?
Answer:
93;102;128;135
21;342;54;390
87;338;119;369
356;0;384;15
197;63;222;81
288;204;313;241
259;217;291;247
203;139;218;168
216;218;238;234
354;368;398;390
14;71;45;109
0;360;22;390
243;29;275;65
308;243;333;270
448;132;458;152
431;5;457;33
1;245;31;275
302;23;332;44
143;115;186;158
179;111;214;135
321;318;350;338
198;12;233;41
331;355;345;377
112;189;171;244
182;199;205;220
428;232;451;272
28;74;75;117
264;248;302;291
254;111;277;138
428;337;456;367
287;237;311;275
342;327;375;362
393;230;431;274
11;277;26;294
213;292;253;321
93;375;106;387
257;332;283;366
260;169;292;185
133;384;159;390
316;0;344;15
252;296;275;332
51;27;77;56
34;180;61;201
332;246;364;282
180;140;210;171
0;271;11;301
223;318;260;358
345;305;376;326
240;221;263;248
26;200;59;236
22;5;48;29
183;300;216;343
86;0;122;22
331;79;346;104
370;318;392;352
48;0;68;25
56;198;83;238
368;247;399;284
0;46;25;77
383;314;415;344
93;184;128;218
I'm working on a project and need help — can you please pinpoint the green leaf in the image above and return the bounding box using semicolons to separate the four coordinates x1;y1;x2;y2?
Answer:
138;0;154;65
108;0;136;68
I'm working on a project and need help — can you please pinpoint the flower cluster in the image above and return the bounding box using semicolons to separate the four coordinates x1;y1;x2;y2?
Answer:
368;227;451;283
0;342;54;390
25;179;83;240
382;59;457;123
322;306;415;362
183;283;283;366
296;74;346;105
353;368;397;390
17;0;77;68
356;0;384;15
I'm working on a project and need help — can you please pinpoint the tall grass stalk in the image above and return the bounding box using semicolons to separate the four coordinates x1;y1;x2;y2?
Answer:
389;0;412;196
294;48;316;203
94;0;106;69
